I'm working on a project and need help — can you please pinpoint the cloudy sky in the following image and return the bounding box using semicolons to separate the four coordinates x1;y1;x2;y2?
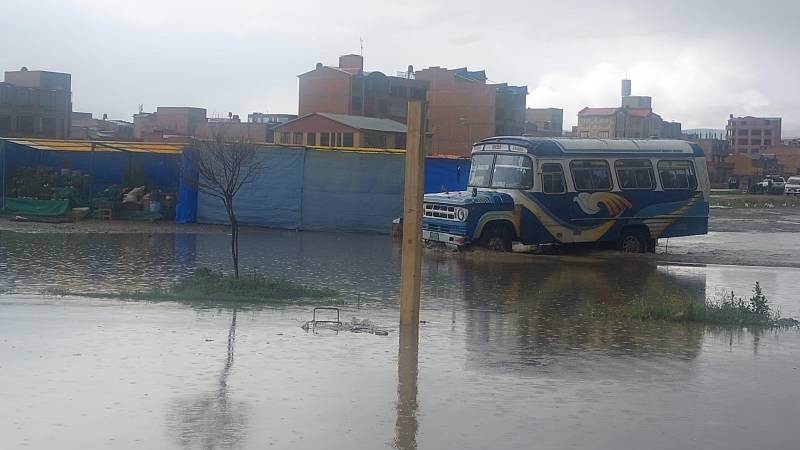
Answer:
3;0;798;136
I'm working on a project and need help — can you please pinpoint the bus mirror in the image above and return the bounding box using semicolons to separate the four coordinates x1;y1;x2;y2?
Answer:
471;187;477;197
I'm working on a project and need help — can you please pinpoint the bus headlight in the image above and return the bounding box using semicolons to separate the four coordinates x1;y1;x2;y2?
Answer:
455;208;467;221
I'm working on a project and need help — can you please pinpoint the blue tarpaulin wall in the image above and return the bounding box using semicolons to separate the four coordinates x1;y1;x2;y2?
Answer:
187;145;470;233
0;140;181;196
425;157;470;193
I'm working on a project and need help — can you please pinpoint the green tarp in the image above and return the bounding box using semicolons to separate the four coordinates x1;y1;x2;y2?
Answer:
1;197;71;217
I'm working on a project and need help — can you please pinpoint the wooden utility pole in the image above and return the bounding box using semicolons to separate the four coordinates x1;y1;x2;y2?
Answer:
400;100;425;326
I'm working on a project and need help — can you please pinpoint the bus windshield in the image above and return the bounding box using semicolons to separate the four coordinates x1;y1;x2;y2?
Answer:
468;153;533;189
468;154;494;187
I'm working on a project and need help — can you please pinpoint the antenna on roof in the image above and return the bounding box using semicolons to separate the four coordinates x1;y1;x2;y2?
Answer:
360;37;364;58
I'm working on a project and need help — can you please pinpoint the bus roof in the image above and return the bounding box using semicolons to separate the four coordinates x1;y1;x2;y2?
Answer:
474;137;704;157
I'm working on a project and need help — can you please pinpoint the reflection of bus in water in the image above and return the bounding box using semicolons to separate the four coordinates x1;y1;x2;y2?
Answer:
422;137;710;252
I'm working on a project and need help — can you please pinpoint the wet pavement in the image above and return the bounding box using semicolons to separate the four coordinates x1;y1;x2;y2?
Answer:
1;220;800;449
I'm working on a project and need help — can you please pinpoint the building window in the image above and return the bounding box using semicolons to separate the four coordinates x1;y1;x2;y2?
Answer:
738;138;747;145
351;96;362;113
738;129;748;136
293;132;303;145
390;86;406;97
570;160;612;192
764;120;770;125
541;163;566;194
580;131;590;138
410;88;425;100
306;132;316;146
751;129;762;135
280;132;290;144
764;139;772;146
320;132;329;146
378;100;388;114
343;132;354;147
765;129;772;136
658;160;697;190
615;159;655;190
335;132;342;147
598;131;609;138
751;138;761;145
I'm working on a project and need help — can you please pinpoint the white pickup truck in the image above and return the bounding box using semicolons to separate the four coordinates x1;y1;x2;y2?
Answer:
785;176;800;195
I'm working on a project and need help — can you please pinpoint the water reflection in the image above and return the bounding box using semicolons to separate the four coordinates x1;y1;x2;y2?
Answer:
167;309;248;449
394;326;419;450
457;258;707;373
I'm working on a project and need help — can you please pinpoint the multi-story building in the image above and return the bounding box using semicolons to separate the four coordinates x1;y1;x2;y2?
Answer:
576;107;663;139
576;79;680;140
414;67;527;156
248;112;297;142
0;67;72;138
70;112;134;140
725;115;782;154
298;55;428;125
524;108;563;136
134;107;207;141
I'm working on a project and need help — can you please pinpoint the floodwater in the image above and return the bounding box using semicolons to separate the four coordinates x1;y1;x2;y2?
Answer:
1;228;800;450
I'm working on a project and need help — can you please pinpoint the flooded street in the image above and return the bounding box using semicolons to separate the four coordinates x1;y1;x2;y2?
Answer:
2;218;800;449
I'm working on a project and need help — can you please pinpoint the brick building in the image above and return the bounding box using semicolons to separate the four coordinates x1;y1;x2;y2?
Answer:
134;107;207;141
0;67;72;138
272;112;406;149
414;67;527;156
298;55;427;125
247;112;297;142
576;107;665;139
134;107;271;142
725;115;781;154
70;112;134;140
524;108;563;137
577;79;681;139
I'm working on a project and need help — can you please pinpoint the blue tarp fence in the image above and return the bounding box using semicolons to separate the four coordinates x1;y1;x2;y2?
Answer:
183;146;470;233
0;140;181;197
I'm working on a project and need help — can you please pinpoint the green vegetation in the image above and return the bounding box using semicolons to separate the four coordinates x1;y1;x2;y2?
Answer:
83;268;339;304
591;282;797;327
710;195;800;209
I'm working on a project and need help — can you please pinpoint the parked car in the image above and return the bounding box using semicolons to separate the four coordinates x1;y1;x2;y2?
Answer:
785;176;800;195
756;175;786;194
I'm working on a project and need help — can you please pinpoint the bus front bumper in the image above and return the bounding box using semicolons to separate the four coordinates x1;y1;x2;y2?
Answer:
422;230;467;246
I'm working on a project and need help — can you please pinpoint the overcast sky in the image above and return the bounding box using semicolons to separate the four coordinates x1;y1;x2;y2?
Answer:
3;0;798;136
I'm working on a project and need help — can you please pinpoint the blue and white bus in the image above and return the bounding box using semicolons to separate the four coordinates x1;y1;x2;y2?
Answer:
422;137;710;252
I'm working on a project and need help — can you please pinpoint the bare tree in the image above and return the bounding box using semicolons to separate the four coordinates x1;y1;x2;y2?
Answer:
194;135;264;278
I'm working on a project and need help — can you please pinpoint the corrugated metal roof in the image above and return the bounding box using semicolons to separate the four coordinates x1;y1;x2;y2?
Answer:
1;138;185;154
314;113;407;133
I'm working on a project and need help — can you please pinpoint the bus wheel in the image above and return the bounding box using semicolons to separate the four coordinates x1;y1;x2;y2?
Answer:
481;224;513;252
618;228;648;253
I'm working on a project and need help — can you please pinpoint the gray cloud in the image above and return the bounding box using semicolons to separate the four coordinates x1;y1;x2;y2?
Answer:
3;0;798;136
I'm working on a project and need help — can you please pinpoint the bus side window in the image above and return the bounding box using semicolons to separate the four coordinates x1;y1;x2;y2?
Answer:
615;159;655;190
658;160;697;190
570;160;612;192
541;163;566;194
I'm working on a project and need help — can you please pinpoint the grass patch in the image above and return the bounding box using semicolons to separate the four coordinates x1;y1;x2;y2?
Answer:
591;282;797;327
82;268;339;304
710;194;800;209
